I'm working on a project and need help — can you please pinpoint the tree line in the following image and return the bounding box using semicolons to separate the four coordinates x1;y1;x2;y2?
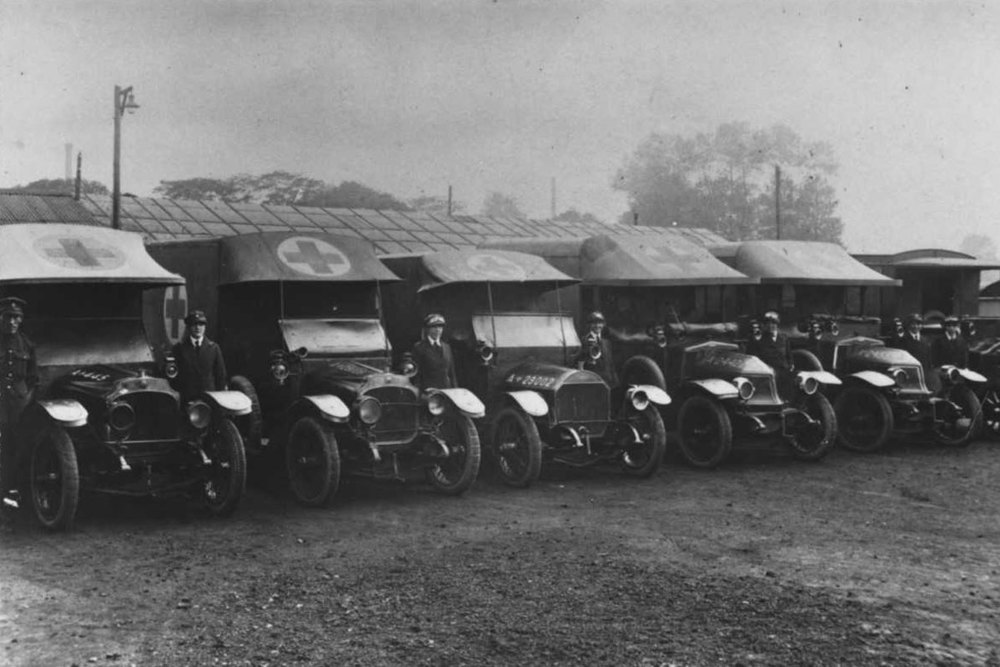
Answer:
5;122;846;243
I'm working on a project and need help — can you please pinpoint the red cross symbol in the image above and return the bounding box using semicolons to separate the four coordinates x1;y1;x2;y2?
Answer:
38;237;122;269
277;237;351;276
163;285;188;343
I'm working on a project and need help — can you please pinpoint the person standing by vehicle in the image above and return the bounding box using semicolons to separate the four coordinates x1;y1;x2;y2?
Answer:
411;313;457;391
933;316;969;368
894;313;933;371
576;311;618;387
0;297;38;507
171;310;227;402
746;311;795;396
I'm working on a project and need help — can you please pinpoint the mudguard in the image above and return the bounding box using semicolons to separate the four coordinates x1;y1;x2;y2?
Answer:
628;384;671;406
301;395;350;423
430;388;486;419
848;370;895;388
943;366;987;384
203;390;253;417
797;370;842;386
36;399;88;428
686;378;739;400
506;390;548;417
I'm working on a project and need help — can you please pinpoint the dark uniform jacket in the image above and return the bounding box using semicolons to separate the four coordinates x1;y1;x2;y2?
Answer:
746;332;793;373
577;335;618;387
172;336;227;402
895;333;932;370
412;338;457;391
933;334;969;368
0;332;38;425
1;331;37;494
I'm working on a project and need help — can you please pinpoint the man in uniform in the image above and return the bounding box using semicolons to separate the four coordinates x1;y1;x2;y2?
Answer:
745;311;795;396
0;297;38;505
171;310;227;402
411;313;458;392
576;311;618;387
893;313;932;371
933;316;969;368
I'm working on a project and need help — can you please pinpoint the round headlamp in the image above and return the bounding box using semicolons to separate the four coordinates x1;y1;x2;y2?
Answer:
478;342;495;363
187;401;212;429
108;401;136;433
889;367;909;386
629;389;650;412
943;366;961;383
358;396;382;425
733;377;756;401
164;360;179;379
798;375;819;396
427;393;446;416
271;361;289;382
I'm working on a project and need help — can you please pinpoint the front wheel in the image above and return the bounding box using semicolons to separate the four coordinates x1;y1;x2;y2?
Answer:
490;407;543;487
676;395;733;468
286;416;341;507
834;385;893;453
202;418;247;517
28;426;80;530
788;393;837;461
425;413;481;496
980;387;1000;440
933;384;982;447
618;406;667;477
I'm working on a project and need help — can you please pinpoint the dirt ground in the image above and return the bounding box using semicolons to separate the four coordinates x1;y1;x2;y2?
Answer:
2;438;999;667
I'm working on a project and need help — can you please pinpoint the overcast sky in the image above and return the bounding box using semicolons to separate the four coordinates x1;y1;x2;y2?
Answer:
1;1;998;253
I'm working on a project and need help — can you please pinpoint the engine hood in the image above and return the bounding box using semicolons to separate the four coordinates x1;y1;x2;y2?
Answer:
837;339;920;371
683;341;775;380
51;364;174;401
503;361;605;392
300;358;415;401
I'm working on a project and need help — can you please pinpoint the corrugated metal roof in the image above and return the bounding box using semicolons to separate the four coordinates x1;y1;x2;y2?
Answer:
73;194;727;253
0;193;102;225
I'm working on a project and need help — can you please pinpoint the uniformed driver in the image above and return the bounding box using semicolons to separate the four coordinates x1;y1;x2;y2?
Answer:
0;296;38;509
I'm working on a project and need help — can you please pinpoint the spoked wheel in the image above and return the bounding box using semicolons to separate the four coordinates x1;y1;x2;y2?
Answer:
228;375;262;452
618;406;667;477
202;418;247;517
676;395;733;469
979;387;1000;440
425;412;481;496
787;393;837;461
286;416;341;507
28;426;80;531
490;407;543;487
833;386;893;453
933;384;982;447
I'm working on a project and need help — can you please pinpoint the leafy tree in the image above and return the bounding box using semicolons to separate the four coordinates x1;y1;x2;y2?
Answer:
482;192;526;219
154;172;411;210
614;122;842;243
408;195;466;217
958;234;998;260
553;208;603;224
5;178;109;196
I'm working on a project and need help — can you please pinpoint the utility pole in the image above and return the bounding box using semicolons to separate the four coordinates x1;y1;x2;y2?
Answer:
774;164;781;240
112;85;139;230
447;185;453;217
550;177;556;219
74;152;82;200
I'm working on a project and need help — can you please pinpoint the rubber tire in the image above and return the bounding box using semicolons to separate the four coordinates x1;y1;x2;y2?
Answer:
618;405;667;477
425;413;482;496
979;387;1000;440
933;384;982;447
489;406;543;488
792;349;823;372
676;395;733;469
834;385;893;453
229;375;262;452
28;426;80;531
621;355;666;391
203;418;247;517
286;416;340;507
788;393;837;461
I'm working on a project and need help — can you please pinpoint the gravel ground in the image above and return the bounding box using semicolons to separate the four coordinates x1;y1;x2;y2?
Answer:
2;438;999;666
